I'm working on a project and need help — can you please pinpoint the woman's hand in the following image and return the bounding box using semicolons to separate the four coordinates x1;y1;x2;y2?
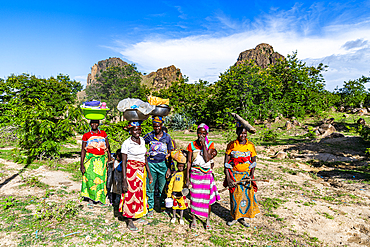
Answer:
80;165;85;175
186;179;190;188
199;136;206;146
122;179;129;194
165;168;171;178
227;177;236;188
148;174;153;184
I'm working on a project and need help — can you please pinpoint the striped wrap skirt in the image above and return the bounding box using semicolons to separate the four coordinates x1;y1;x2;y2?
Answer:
189;167;220;218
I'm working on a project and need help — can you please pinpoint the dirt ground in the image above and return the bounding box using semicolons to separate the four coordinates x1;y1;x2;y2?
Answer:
0;134;369;246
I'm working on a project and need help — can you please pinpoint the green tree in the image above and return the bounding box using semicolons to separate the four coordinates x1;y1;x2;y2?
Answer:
154;77;212;124
0;74;84;162
268;52;328;118
335;75;370;108
85;65;149;116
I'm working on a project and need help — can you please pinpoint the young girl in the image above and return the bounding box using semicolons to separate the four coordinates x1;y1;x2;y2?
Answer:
167;150;188;225
167;161;187;225
112;149;122;205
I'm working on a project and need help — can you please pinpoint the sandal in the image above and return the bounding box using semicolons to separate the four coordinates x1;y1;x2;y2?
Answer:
206;224;212;230
127;225;139;232
190;222;197;229
136;218;147;224
239;219;250;227
227;220;238;226
147;211;154;219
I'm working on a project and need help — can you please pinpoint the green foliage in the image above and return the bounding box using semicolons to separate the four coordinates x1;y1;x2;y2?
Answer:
260;129;278;141
0;74;84;162
85;65;149;115
304;127;317;139
35;199;80;222
350;123;370;141
0;196;16;210
164;113;195;130
334;75;370;108
19;176;49;189
154;78;213;125
156;52;332;127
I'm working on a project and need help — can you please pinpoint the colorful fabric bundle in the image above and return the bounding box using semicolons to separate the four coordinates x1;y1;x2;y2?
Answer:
171;150;187;164
128;121;143;128
152;116;164;124
148;96;170;106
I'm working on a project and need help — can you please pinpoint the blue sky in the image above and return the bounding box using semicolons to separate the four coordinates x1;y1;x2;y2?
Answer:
1;0;370;90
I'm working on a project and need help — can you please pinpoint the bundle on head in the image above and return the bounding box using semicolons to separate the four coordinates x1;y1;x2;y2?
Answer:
228;112;256;134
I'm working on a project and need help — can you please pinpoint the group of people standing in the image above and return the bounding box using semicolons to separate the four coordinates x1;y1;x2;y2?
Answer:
80;117;260;231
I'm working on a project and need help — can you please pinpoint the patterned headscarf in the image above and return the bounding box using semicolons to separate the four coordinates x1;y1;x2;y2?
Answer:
152;116;164;124
128;121;143;128
197;123;210;145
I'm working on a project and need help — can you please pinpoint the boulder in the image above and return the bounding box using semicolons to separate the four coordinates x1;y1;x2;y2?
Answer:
357;118;366;125
323;118;335;124
292;120;301;126
274;117;280;123
327;132;345;138
285;121;293;130
275;151;287;159
358;108;368;114
339;106;345;112
330;106;336;112
320;124;336;138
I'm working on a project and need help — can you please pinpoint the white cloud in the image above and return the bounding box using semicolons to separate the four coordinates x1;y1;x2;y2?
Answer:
112;5;370;91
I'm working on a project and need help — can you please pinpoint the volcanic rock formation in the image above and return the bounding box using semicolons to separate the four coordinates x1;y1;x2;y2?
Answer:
236;43;284;68
142;65;182;90
87;57;128;86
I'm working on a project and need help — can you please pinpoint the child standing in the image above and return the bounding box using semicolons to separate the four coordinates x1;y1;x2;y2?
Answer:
112;149;123;205
167;159;187;225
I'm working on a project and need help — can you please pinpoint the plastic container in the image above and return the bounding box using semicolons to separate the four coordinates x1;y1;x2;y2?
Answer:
84;101;101;107
165;197;173;208
81;107;109;120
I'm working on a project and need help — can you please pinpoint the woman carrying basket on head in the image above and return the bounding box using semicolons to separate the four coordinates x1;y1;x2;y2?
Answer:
80;120;111;205
119;121;153;231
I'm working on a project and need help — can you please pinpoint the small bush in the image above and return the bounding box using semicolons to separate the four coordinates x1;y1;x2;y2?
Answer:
165;113;195;130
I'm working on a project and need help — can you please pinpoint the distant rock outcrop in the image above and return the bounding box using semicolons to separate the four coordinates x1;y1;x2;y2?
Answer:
87;57;128;86
142;65;182;91
236;43;284;68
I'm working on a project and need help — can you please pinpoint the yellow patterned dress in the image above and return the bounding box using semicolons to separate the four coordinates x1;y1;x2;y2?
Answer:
225;139;260;220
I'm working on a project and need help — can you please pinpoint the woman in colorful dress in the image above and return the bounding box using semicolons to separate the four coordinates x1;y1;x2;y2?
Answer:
186;123;220;229
224;124;260;227
119;121;153;231
80;120;111;205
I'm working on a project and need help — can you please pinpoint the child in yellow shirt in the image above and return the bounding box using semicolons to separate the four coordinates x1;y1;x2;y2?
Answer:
167;156;188;225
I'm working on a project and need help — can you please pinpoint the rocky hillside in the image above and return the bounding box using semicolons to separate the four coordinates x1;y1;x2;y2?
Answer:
141;65;182;91
236;43;285;68
86;57;182;91
87;57;128;86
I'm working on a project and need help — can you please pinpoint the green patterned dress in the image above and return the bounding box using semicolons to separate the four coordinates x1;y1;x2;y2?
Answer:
81;130;109;204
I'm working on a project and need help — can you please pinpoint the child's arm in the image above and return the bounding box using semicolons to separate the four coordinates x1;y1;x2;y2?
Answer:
167;175;176;198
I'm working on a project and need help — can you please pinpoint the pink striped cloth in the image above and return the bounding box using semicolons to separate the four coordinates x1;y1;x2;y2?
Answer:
189;168;220;218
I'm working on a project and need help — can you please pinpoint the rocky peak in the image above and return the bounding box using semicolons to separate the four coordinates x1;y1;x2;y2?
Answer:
87;57;128;86
142;65;182;91
236;43;284;68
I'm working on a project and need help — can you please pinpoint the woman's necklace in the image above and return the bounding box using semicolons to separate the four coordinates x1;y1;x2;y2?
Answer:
131;136;140;144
